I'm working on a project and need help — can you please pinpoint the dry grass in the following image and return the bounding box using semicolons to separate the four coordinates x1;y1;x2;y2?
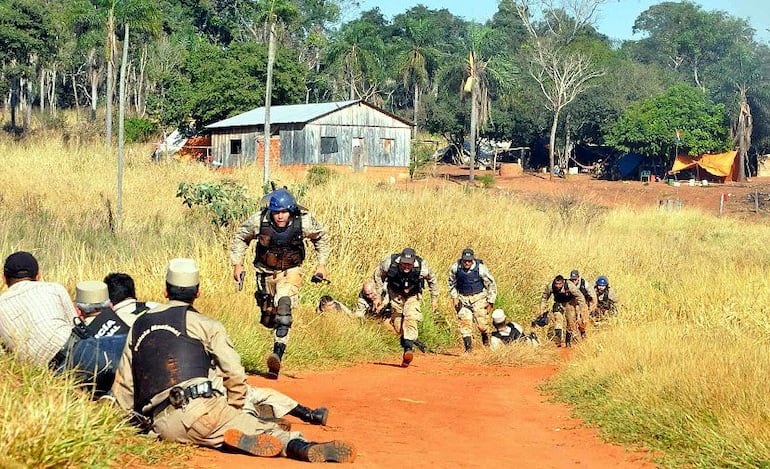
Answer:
1;133;770;467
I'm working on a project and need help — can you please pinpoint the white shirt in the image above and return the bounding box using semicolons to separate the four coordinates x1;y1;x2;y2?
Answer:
0;280;78;366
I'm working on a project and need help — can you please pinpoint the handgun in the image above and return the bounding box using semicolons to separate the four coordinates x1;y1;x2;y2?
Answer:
237;271;246;291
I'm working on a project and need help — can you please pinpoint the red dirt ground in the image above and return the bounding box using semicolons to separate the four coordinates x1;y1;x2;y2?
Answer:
186;353;658;469
172;169;769;468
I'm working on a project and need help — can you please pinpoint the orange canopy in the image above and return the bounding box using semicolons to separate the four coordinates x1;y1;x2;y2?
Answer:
669;151;739;182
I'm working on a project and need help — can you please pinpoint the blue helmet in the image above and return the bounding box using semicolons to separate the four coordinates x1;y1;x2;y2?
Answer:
596;275;609;287
268;188;296;212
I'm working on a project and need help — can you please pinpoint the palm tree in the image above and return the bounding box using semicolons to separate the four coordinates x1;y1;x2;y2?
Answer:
462;25;516;182
324;19;386;100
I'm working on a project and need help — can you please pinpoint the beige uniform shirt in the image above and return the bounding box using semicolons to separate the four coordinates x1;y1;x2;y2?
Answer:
540;279;587;312
111;300;248;414
229;209;330;273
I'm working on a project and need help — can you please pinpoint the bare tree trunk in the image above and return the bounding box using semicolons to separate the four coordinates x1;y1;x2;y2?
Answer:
24;76;32;130
413;83;420;138
72;73;80;112
106;7;116;151
469;82;478;183
735;85;752;181
548;108;561;181
117;24;129;233
263;20;276;185
39;68;45;113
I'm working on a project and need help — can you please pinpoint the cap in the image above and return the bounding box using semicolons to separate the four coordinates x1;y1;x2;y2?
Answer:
570;269;580;280
3;251;39;279
166;258;200;287
76;280;109;304
491;309;506;324
461;248;475;261
399;248;416;265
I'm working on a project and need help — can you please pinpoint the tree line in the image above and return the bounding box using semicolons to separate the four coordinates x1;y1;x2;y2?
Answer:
1;0;769;178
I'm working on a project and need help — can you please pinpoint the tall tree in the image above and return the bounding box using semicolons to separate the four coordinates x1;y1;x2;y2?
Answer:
462;24;517;182
511;0;606;178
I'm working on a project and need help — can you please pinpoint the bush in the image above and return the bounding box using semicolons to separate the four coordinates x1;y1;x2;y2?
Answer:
177;180;257;228
124;117;157;143
306;165;337;187
476;174;495;188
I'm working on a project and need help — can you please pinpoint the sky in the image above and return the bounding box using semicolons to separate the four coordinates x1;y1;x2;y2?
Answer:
353;0;770;42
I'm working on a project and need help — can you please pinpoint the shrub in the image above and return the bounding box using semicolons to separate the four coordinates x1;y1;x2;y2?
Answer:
177;180;257;228
306;165;337;187
476;174;495;188
124;117;157;143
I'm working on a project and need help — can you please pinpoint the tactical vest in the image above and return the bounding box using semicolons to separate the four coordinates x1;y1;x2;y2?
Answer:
491;322;524;344
85;308;130;338
255;210;305;270
577;278;592;303
552;281;575;303
596;286;613;311
386;254;423;297
130;305;211;412
456;260;485;295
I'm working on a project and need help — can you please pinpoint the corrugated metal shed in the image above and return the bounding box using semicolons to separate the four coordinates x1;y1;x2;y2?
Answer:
205;100;413;169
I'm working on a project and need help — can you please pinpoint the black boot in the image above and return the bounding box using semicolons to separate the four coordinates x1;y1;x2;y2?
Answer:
480;332;489;347
413;339;427;353
554;329;563;347
463;336;472;353
290;405;329;426
401;339;414;367
286;439;356;463
565;331;572;347
267;342;286;377
223;429;282;457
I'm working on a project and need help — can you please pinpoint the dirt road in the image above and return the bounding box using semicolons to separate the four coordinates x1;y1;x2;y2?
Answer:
186;352;656;468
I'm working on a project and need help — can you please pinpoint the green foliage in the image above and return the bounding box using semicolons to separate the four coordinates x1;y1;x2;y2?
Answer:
409;141;435;178
124;117;156;143
306;165;337;187
176;180;257;228
475;174;495;188
606;83;731;161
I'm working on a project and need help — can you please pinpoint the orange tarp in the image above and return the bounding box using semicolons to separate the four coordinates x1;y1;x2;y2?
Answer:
670;151;739;182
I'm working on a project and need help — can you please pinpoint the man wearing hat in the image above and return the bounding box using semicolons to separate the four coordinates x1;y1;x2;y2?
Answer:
447;248;498;353
489;309;539;350
112;258;355;462
229;188;330;378
64;280;132;396
568;269;596;339
0;251;78;367
539;274;586;347
373;247;439;367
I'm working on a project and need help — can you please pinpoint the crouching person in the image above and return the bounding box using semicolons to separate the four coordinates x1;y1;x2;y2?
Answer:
489;309;538;350
111;258;355;463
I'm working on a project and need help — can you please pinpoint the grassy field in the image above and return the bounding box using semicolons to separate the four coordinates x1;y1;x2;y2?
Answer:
1;132;769;467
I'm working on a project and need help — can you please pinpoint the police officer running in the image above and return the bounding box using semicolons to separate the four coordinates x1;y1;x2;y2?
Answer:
230;188;330;378
111;258;355;462
539;274;587;347
568;269;596;339
448;248;497;353
373;248;439;368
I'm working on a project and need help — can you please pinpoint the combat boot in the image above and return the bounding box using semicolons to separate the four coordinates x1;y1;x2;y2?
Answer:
286;439;357;463
290;405;329;426
554;329;563;347
480;332;490;347
565;331;573;347
223;429;282;457
463;336;472;353
267;342;286;377
401;339;414;367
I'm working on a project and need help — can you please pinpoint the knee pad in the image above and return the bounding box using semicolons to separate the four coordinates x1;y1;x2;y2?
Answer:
256;291;275;328
275;297;293;338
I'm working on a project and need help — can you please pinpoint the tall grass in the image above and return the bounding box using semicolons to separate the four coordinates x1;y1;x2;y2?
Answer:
1;133;770;466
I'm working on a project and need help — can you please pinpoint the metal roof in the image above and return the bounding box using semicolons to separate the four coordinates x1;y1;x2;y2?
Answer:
205;100;361;129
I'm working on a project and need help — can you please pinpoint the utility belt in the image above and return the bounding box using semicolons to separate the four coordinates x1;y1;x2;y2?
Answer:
150;380;215;417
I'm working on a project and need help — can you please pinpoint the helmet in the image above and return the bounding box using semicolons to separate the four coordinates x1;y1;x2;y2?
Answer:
596;275;609;287
491;309;506;324
267;188;296;212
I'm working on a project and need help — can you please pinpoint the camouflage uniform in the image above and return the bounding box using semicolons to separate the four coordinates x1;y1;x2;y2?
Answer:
229;208;329;347
448;254;497;350
540;277;587;346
